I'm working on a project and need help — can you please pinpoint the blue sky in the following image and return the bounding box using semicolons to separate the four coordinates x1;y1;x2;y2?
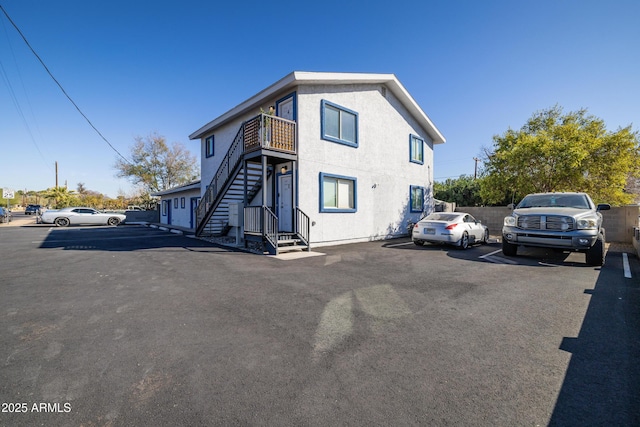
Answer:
1;0;638;198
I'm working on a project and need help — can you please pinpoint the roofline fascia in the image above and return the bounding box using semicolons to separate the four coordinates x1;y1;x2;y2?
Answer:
189;71;445;144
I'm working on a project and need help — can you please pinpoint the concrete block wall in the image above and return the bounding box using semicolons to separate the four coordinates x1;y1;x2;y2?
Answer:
456;206;640;243
632;212;640;258
600;206;639;243
125;210;160;224
454;207;510;238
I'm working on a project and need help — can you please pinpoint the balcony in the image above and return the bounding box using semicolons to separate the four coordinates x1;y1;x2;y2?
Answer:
243;114;296;155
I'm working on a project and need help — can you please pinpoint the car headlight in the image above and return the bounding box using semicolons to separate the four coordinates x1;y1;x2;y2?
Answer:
576;218;597;229
504;216;517;227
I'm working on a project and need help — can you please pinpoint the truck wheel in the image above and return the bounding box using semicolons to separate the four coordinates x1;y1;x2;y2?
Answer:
586;235;605;266
502;239;518;257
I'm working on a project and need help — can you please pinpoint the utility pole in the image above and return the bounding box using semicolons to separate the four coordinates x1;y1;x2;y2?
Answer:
473;157;480;179
55;161;59;207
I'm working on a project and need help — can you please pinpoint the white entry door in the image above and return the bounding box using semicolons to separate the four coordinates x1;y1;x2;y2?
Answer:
278;173;293;232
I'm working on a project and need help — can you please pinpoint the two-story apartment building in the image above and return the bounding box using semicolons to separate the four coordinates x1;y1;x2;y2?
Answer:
190;72;445;254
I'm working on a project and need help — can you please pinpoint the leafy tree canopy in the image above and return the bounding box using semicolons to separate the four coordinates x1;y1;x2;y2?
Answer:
434;175;483;206
480;105;640;206
114;133;199;194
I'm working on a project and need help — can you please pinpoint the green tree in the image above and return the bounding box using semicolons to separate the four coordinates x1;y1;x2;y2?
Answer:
434;175;483;206
480;105;640;205
42;187;78;208
114;133;199;194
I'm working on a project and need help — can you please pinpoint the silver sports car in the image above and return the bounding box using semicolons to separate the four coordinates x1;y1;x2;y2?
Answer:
412;212;489;249
39;207;126;227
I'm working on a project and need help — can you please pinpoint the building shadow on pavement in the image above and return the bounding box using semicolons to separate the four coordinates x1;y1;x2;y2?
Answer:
549;249;640;426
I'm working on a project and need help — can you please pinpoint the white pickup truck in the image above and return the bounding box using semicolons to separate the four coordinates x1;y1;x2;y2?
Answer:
502;192;610;266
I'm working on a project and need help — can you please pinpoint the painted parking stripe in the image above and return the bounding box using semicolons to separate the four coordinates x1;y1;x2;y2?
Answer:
623;253;632;279
479;249;519;265
479;249;502;259
385;241;416;248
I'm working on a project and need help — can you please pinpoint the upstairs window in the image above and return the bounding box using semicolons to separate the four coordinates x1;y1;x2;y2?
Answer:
205;135;214;158
320;172;357;213
410;134;424;164
410;185;425;213
321;100;358;147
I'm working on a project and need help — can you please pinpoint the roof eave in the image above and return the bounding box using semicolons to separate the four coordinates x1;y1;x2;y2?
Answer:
189;71;446;145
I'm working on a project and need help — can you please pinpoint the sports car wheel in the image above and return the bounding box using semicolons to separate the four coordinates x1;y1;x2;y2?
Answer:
107;217;121;226
55;217;70;227
482;228;489;244
458;232;469;250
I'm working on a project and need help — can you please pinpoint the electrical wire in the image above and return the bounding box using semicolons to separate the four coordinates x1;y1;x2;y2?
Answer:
0;15;53;171
0;4;132;165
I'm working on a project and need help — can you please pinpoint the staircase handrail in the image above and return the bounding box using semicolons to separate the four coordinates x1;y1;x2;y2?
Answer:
195;123;245;231
263;206;278;252
295;207;311;250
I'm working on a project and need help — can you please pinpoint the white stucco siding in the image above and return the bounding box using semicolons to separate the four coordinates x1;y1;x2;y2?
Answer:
296;84;435;246
159;188;201;229
199;121;240;199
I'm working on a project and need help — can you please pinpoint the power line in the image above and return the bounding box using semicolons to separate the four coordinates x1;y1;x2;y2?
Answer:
0;4;131;165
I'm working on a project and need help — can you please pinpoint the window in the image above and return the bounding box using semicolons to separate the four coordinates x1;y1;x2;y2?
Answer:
205;135;214;158
162;201;167;216
410;186;425;213
321;100;358;147
410;134;424;164
180;197;185;208
174;198;178;209
320;173;357;213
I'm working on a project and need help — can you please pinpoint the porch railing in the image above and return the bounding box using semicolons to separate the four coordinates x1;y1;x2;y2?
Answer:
244;114;296;154
244;206;278;253
245;206;311;254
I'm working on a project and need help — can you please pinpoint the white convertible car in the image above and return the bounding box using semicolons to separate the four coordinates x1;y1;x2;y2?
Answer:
39;207;126;227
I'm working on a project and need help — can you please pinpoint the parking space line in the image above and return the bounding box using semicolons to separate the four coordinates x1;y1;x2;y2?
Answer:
479;249;519;265
479;249;502;259
385;241;415;248
623;253;632;278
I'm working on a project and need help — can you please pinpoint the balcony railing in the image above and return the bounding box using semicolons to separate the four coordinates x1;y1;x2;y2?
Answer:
244;114;296;154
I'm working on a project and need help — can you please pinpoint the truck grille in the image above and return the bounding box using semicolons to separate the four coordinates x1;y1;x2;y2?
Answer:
517;215;574;231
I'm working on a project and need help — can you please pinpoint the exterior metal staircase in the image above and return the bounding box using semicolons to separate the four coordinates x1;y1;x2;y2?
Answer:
195;113;311;255
198;162;270;237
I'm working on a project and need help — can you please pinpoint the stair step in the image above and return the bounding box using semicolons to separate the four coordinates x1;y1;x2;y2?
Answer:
278;238;301;245
277;244;309;253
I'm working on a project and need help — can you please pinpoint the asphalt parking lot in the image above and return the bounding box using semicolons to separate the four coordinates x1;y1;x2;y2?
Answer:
1;216;640;426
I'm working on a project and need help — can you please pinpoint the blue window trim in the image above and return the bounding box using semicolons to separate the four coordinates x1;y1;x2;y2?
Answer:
410;185;425;213
409;134;424;165
276;92;297;121
321;100;359;148
319;172;357;213
180;197;185;209
205;135;214;158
